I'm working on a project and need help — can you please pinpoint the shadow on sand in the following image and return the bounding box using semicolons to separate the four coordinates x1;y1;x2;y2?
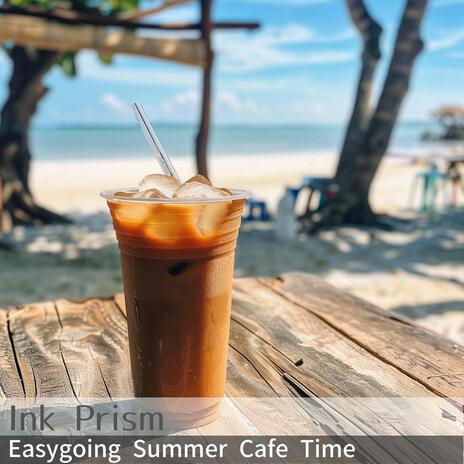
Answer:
1;209;463;325
236;208;463;281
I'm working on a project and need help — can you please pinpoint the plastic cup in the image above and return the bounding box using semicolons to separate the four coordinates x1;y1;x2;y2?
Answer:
101;188;249;427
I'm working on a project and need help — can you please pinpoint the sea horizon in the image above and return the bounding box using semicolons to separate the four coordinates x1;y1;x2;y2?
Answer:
31;121;454;161
34;120;432;130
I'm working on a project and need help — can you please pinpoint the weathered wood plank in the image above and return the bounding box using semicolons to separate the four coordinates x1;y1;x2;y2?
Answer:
233;278;433;398
113;294;304;435
2;272;462;446
54;298;132;398
115;283;460;440
114;293;126;317
0;309;24;399
5;298;132;399
230;280;460;438
7;301;77;398
115;293;330;435
115;293;292;399
261;273;464;399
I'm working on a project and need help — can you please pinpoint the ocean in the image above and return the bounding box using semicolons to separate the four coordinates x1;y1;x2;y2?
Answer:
31;122;443;161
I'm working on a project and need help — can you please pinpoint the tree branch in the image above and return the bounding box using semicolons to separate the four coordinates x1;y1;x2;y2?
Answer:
0;5;259;31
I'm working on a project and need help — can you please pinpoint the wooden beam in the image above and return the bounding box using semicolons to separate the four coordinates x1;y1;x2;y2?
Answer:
213;21;260;30
0;5;199;30
0;15;206;67
0;5;260;31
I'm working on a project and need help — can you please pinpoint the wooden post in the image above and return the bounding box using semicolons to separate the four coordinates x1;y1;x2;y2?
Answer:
195;0;213;178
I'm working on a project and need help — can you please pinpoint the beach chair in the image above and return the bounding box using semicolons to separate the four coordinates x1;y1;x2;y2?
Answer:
300;177;338;218
286;186;303;203
243;198;271;221
408;162;448;212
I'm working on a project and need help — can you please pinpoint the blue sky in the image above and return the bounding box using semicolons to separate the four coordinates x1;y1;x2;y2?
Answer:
0;0;463;126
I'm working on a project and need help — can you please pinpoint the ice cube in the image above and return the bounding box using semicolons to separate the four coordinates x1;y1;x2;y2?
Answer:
138;173;180;197
173;181;231;199
133;188;167;199
184;175;212;185
114;191;135;198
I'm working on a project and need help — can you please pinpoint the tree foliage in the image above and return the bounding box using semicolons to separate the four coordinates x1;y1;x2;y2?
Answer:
0;0;140;233
1;0;140;77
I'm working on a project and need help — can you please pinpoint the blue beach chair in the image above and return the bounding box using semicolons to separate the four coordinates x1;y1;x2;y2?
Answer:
408;163;448;212
243;198;272;221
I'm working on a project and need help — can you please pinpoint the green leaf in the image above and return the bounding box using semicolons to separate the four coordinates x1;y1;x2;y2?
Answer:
58;53;77;77
109;0;139;13
98;52;113;65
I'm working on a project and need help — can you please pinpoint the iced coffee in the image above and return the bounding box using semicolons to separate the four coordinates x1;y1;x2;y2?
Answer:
101;174;248;425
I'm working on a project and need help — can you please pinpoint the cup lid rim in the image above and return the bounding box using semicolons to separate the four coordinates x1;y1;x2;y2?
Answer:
100;187;251;204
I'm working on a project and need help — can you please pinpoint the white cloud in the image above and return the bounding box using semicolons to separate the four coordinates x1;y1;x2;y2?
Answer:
83;66;198;86
157;89;199;114
217;91;242;112
215;23;355;72
100;93;128;113
429;29;464;50
173;89;200;105
156;89;264;118
215;90;263;113
77;51;199;87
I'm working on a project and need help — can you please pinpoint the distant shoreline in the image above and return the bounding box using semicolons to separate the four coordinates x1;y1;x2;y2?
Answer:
32;120;434;131
29;122;453;162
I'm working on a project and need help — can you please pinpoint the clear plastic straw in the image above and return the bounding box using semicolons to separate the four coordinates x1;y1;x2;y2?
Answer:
132;102;181;181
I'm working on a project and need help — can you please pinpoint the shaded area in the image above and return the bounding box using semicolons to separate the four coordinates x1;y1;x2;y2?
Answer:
236;209;463;282
0;208;463;344
0;212;121;306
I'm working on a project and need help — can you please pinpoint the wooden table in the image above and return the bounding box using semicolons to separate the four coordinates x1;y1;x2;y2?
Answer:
1;273;463;436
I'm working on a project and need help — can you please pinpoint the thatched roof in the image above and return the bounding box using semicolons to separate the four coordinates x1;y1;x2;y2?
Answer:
432;105;464;119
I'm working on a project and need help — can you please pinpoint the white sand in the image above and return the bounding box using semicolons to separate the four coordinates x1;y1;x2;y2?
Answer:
31;151;412;215
2;152;463;344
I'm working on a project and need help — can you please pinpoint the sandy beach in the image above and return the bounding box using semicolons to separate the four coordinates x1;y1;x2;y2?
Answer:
2;151;463;344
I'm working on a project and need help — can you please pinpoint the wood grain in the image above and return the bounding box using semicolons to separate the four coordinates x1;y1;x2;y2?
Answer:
261;273;464;399
54;298;132;398
7;301;77;398
0;273;462;443
229;280;461;438
0;15;206;66
0;308;24;398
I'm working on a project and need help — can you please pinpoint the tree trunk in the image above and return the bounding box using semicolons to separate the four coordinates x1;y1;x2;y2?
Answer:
0;46;70;234
315;0;428;230
195;0;213;178
335;0;382;180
